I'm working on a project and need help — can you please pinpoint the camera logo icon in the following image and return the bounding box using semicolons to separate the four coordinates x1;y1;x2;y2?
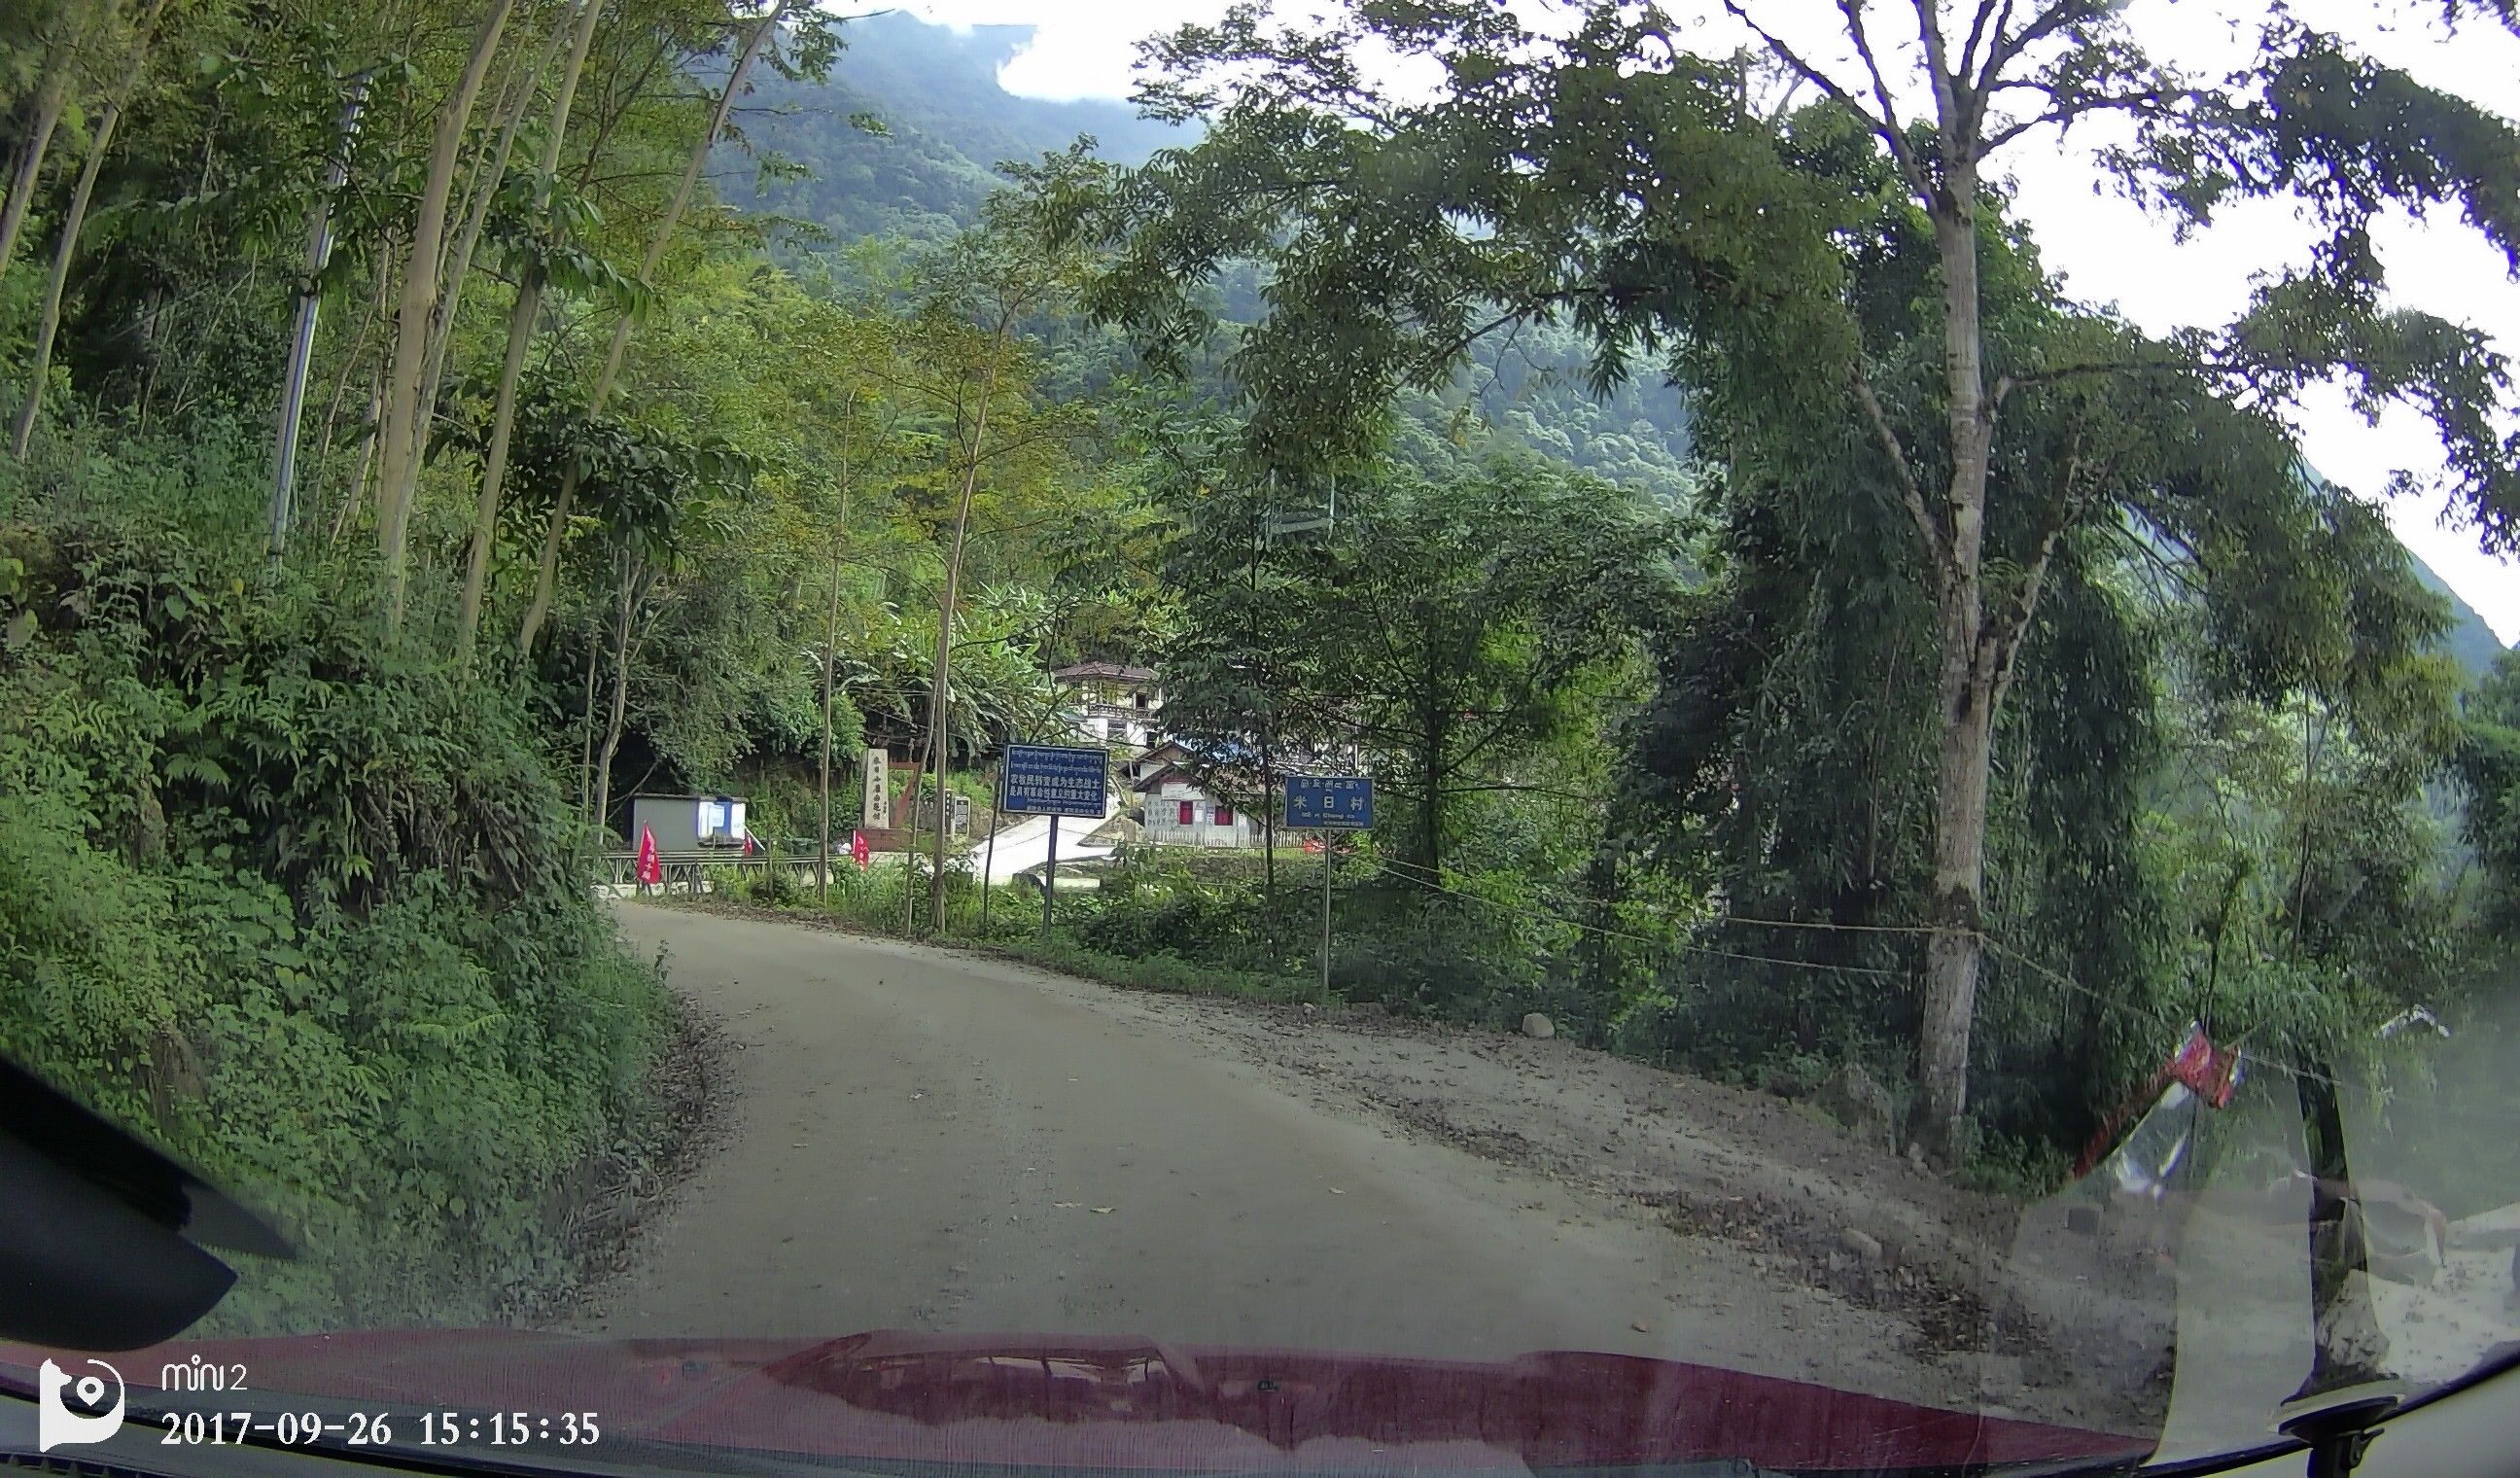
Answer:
37;1358;125;1452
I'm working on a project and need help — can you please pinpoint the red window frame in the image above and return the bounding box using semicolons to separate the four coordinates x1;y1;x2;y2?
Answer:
1177;800;1195;826
1214;805;1234;826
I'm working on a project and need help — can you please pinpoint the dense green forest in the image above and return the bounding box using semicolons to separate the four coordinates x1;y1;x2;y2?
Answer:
1;0;2517;1329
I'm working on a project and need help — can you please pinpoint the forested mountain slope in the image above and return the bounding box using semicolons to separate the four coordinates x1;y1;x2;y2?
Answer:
723;12;1181;243
723;13;1698;497
2413;559;2511;675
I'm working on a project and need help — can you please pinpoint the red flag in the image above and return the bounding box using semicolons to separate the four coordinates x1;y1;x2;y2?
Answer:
743;829;756;856
851;829;871;870
635;827;663;886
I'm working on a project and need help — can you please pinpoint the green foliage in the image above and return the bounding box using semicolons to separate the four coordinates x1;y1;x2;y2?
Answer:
988;934;1317;1006
1063;0;2520;1163
2455;652;2520;931
0;454;668;1329
1158;454;1680;874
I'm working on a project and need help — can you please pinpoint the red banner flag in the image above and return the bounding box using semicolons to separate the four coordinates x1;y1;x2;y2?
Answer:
635;827;663;887
851;829;871;869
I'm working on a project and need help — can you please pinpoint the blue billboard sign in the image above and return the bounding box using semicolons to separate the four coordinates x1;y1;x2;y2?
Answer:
1000;743;1107;819
1284;774;1373;829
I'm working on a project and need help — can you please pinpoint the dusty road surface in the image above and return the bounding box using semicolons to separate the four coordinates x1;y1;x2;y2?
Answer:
572;901;2520;1459
576;903;2016;1415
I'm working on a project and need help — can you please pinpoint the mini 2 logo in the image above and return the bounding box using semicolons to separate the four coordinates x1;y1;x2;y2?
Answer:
37;1357;125;1452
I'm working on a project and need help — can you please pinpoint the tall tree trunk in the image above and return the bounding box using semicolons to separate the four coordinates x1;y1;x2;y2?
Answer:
456;283;542;655
1261;735;1277;954
578;627;601;816
1909;164;1997;1164
419;4;571;425
1415;686;1448;877
455;0;608;665
819;544;845;904
373;0;518;631
0;0;118;286
1916;632;1996;1155
7;97;121;457
591;549;639;842
8;0;166;454
818;456;856;905
332;365;387;545
0;70;71;283
516;0;788;655
927;351;1003;932
310;265;391;492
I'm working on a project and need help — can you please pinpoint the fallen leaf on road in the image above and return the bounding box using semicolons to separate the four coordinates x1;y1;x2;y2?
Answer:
1091;1207;1114;1214
1631;1322;1649;1333
1328;1187;1344;1194
1054;1202;1080;1209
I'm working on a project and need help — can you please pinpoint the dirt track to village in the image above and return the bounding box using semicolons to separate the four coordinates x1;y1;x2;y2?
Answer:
573;902;2204;1434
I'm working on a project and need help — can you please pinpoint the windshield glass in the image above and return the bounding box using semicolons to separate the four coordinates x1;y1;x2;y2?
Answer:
2;1;2516;1475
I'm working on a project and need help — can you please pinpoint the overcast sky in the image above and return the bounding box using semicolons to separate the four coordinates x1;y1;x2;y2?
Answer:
900;0;2520;644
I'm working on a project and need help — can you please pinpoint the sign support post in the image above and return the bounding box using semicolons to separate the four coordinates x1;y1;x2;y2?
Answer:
995;742;1106;943
1320;836;1333;999
1283;774;1374;1003
1042;818;1059;940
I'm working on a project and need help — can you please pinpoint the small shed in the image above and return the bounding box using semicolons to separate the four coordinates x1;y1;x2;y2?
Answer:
628;793;748;852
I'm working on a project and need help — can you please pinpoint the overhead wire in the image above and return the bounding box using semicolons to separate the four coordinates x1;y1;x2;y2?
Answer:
1357;852;2240;1053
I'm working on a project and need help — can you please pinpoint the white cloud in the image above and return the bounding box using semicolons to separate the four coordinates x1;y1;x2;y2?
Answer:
897;1;1229;101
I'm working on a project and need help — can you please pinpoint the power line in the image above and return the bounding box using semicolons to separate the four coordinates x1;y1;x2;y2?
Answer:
1362;855;1902;977
1323;854;2466;1101
1367;855;2208;1041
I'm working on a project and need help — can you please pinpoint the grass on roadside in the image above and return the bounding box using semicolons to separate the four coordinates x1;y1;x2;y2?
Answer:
670;874;1331;1009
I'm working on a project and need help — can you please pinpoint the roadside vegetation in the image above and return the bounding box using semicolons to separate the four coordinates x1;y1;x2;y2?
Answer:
2;0;2518;1327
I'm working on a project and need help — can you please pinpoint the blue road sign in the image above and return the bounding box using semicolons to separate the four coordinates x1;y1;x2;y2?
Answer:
1284;774;1373;829
1000;743;1107;819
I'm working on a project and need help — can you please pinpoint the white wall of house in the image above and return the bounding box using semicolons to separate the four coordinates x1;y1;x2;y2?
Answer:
1059;670;1164;752
1079;712;1158;748
1139;777;1263;849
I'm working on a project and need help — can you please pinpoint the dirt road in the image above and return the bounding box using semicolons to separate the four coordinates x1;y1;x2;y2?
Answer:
576;903;2000;1411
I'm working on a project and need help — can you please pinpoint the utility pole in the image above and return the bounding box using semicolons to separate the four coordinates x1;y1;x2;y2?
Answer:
268;74;370;559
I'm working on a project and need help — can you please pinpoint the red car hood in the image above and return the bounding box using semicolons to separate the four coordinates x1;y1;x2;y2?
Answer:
7;1330;2152;1475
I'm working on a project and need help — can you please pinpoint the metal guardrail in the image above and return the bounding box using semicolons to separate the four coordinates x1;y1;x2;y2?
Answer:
596;851;829;891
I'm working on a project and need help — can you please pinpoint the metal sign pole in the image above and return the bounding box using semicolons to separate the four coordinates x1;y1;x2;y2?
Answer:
1320;837;1333;1000
1042;817;1059;941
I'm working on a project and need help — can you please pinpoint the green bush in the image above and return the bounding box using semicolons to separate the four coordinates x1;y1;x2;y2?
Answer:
747;865;804;906
1953;1128;2072;1198
0;508;669;1331
989;935;1318;1003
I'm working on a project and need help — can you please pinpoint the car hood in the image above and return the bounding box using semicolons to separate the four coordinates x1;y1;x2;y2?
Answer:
9;1330;2151;1474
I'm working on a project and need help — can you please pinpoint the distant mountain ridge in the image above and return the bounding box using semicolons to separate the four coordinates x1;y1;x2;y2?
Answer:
2409;559;2511;675
736;13;2509;673
728;12;1184;243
